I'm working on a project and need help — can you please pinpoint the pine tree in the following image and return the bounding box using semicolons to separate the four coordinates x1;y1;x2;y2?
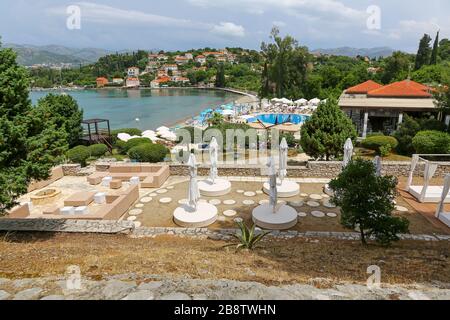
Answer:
215;64;226;88
300;99;357;160
415;34;432;70
0;43;68;215
430;31;440;65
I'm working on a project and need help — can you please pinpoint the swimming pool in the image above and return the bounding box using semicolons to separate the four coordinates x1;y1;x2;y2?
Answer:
247;114;310;125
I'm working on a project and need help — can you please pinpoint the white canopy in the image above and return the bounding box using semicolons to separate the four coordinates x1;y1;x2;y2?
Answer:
280;98;294;105
309;98;321;105
117;133;132;142
221;110;235;116
156;126;170;132
295;98;308;105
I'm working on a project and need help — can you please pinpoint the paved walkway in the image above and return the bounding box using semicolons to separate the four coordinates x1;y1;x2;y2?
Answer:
1;275;449;300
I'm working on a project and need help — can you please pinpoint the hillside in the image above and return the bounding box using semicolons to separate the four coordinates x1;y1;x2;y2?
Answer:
312;47;394;58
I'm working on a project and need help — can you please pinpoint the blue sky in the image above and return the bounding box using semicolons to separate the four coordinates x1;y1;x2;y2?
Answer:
1;0;449;52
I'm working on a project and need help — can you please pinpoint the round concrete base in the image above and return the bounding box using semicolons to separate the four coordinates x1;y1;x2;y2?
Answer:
173;203;218;228
324;184;334;196
252;204;298;230
198;179;231;197
263;180;300;198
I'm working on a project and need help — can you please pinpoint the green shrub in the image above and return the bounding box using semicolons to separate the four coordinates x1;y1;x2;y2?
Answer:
88;144;109;157
379;144;392;157
123;138;152;153
366;132;385;138
412;131;450;154
111;128;142;146
67;145;90;167
127;143;169;163
361;136;399;154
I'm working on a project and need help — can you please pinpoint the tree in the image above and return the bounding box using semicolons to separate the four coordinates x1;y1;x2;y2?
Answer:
438;38;450;61
415;34;432;70
300;99;357;160
329;159;409;246
0;43;68;215
381;51;412;84
430;31;440;65
34;94;83;147
393;115;421;156
207;112;224;127
215;64;226;88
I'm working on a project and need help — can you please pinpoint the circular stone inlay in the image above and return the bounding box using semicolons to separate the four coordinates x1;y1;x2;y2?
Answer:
323;200;336;208
178;199;188;205
223;200;236;205
300;193;309;197
198;179;231;197
127;216;137;221
223;210;237;217
263;181;300;198
173;203;218;228
129;209;143;216
140;197;153;203
209;199;222;205
311;211;325;218
134;221;142;228
157;189;168;194
327;212;337;218
150;193;158;197
259;200;270;205
307;201;320;207
289;200;304;207
244;191;256;197
237;190;245;194
310;194;323;200
243;200;255;205
252;204;298;230
159;198;172;204
298;212;308;217
395;206;409;212
135;204;144;208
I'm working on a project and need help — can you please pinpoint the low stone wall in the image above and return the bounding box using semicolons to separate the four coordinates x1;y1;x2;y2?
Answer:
94;160;450;179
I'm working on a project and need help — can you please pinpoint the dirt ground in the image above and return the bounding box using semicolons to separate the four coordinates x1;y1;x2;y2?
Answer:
0;233;448;286
134;181;450;235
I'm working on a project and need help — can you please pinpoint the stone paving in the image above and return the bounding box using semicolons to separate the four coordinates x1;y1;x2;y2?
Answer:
0;275;449;300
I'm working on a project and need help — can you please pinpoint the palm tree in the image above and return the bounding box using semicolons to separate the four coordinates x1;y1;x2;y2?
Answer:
208;112;224;127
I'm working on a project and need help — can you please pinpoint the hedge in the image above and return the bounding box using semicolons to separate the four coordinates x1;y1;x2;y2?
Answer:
122;138;152;153
361;136;399;153
88;144;109;157
111;128;142;146
67;145;90;167
128;143;169;163
412;131;450;154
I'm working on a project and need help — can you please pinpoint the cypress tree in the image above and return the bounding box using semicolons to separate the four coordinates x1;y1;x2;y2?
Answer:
415;34;432;70
430;31;440;65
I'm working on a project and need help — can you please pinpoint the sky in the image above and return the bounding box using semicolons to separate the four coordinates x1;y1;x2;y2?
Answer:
0;0;449;52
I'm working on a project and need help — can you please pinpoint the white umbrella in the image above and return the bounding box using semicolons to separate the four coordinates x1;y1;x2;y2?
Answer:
406;154;420;191
267;157;278;213
209;137;219;184
309;98;321;106
373;156;382;176
295;98;308;106
343;138;354;168
157;126;170;133
117;133;131;142
142;130;156;136
279;138;288;184
187;154;200;211
221;110;235;116
436;174;450;218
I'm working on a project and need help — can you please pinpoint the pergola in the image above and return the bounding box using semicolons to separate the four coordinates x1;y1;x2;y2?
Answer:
81;119;112;150
406;154;450;203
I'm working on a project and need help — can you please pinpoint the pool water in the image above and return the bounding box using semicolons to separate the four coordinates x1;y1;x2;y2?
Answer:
248;114;309;125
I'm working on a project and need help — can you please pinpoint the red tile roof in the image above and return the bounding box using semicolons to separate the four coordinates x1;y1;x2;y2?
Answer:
367;80;432;98
346;80;383;94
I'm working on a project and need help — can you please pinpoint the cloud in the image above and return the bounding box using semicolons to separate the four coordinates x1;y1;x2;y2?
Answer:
46;2;245;38
272;21;287;28
211;22;245;37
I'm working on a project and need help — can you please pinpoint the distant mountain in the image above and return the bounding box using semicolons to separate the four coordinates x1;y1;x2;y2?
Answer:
312;47;394;58
4;44;112;66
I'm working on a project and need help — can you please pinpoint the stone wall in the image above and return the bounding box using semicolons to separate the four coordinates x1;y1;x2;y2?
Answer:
93;161;450;179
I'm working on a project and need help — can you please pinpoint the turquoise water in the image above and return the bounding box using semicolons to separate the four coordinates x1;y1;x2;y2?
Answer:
248;114;310;125
30;88;241;130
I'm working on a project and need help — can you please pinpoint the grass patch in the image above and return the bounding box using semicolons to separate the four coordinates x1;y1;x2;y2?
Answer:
355;148;411;161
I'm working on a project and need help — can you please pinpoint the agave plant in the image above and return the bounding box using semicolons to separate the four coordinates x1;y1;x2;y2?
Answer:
226;221;271;251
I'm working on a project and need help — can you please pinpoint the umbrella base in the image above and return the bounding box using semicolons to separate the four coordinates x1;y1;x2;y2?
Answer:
263;180;300;198
198;179;231;197
252;204;298;230
174;203;218;228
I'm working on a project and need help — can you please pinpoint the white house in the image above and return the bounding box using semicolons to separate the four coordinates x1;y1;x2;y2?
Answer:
127;67;140;77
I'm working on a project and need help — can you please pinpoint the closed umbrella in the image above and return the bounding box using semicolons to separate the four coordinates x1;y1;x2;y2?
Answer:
373;156;382;176
343;138;354;168
267;157;278;213
187;154;200;210
406;154;420;191
436;174;450;218
279;138;288;184
209;137;219;184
